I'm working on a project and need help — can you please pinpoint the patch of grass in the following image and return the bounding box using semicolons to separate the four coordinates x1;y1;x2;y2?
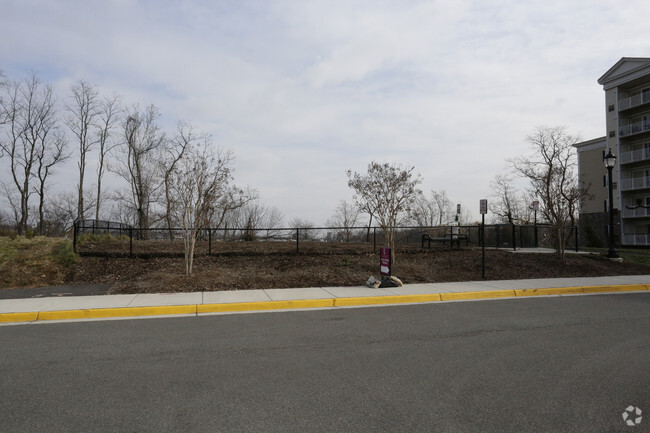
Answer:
619;251;650;266
0;236;76;289
50;240;77;267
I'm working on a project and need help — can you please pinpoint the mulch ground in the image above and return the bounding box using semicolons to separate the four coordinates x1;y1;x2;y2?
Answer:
63;244;650;295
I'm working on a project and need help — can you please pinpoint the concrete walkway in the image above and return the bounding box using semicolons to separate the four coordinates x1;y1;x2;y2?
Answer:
1;275;649;324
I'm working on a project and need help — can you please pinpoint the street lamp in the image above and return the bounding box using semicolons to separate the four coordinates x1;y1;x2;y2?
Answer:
604;149;620;259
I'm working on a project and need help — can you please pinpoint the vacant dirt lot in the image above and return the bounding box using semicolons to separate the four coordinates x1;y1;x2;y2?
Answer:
67;243;650;294
3;237;649;295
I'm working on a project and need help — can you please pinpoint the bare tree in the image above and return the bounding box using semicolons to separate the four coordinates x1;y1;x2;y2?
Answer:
327;200;361;242
65;81;99;221
512;126;587;258
227;202;283;241
210;185;257;239
44;190;94;236
111;104;166;233
94;94;121;221
167;143;235;274
0;181;20;228
33;129;69;234
410;191;439;227
347;162;422;259
162;122;199;238
289;217;316;241
489;174;523;225
0;73;62;235
431;190;453;225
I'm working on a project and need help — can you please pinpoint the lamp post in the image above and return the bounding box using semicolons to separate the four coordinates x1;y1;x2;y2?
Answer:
604;149;620;259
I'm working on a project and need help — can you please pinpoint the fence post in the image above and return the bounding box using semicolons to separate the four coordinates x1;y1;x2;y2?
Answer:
296;228;300;254
373;227;376;252
129;228;133;257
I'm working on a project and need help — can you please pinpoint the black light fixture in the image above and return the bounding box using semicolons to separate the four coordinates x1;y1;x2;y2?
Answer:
604;149;620;259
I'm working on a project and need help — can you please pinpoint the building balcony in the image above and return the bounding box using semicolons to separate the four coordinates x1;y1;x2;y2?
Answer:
619;120;650;138
620;148;650;164
621;176;650;191
623;233;650;246
619;92;650;111
621;206;650;218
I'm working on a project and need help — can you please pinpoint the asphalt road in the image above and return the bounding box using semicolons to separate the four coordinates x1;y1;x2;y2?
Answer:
1;294;648;433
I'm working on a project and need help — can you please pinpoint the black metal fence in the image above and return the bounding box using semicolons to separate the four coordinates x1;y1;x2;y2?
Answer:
73;219;578;257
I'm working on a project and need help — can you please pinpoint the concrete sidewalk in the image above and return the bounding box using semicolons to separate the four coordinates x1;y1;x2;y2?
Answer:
1;275;649;324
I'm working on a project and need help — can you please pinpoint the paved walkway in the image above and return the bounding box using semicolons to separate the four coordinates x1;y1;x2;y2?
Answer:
1;275;649;324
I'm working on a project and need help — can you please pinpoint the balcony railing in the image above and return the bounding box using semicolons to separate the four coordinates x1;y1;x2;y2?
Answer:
620;148;650;164
623;233;650;246
621;206;650;218
620;176;650;191
619;92;650;111
619;120;650;138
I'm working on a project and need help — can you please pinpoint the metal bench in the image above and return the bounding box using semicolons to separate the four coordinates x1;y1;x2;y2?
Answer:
421;232;468;249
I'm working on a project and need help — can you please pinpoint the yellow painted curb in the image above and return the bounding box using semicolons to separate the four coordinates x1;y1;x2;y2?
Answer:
440;290;516;301
36;305;198;321
198;299;335;314
581;284;648;293
515;287;584;297
1;284;649;324
0;312;39;323
334;294;442;307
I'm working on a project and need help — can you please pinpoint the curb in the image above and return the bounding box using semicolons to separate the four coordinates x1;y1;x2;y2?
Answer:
1;284;648;324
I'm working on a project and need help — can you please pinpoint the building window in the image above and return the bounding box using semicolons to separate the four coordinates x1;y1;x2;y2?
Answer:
609;131;616;137
609;104;615;112
604;200;608;212
603;175;607;187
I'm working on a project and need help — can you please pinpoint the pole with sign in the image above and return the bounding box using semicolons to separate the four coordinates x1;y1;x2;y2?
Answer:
532;200;539;248
380;247;391;277
480;199;488;279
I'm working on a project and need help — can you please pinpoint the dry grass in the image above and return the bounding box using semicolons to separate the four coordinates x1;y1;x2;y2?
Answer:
0;236;76;288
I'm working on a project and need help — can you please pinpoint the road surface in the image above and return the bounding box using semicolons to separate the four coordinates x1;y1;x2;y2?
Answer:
1;293;648;432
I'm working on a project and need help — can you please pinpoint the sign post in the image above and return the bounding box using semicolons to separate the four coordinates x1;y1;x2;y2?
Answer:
480;199;488;279
532;200;539;248
380;247;391;278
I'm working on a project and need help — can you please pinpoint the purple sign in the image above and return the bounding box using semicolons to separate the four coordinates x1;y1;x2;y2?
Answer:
380;247;391;276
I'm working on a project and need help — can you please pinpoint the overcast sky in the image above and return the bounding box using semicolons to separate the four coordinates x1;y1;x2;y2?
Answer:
2;0;649;226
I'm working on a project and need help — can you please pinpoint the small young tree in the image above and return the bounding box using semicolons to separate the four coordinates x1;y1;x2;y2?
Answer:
168;142;234;275
512;126;587;259
347;162;422;259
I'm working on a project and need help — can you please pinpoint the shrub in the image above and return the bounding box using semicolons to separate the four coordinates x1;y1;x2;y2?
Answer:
50;240;77;267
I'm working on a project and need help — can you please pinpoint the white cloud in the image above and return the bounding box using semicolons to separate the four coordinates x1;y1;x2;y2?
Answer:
1;0;649;225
